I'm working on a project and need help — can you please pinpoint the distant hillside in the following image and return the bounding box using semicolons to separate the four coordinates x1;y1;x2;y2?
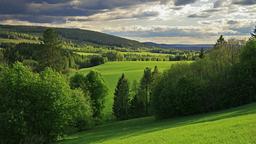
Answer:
0;25;149;49
144;42;214;51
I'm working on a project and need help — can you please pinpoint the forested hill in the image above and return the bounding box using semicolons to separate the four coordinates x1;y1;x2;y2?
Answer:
0;25;149;48
144;42;213;51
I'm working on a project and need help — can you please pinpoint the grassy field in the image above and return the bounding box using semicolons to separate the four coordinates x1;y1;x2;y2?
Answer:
59;103;256;144
74;52;100;56
0;38;38;44
74;61;183;118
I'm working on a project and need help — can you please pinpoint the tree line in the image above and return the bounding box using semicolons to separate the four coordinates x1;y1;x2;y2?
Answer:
0;28;201;71
152;34;256;119
112;66;160;120
112;31;256;120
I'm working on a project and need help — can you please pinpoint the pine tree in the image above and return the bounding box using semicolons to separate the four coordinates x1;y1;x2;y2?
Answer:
214;35;225;48
113;74;129;120
40;28;64;71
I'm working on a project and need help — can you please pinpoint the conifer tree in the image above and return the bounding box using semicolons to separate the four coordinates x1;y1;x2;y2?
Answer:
214;35;225;48
40;28;64;71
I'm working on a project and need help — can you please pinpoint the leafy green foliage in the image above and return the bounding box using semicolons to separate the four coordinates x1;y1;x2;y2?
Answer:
69;89;93;131
0;63;93;143
103;51;124;61
70;71;108;122
84;71;108;121
152;37;253;119
78;61;179;118
89;55;105;67
113;74;130;120
0;63;71;143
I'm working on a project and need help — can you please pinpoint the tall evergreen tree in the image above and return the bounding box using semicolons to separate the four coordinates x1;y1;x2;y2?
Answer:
113;74;129;120
40;28;64;71
214;35;225;48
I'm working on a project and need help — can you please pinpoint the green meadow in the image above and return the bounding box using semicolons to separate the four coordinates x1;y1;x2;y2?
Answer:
0;38;38;44
76;61;184;118
59;103;256;144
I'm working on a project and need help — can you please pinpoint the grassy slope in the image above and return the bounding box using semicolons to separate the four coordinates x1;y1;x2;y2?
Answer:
59;103;256;144
75;61;182;118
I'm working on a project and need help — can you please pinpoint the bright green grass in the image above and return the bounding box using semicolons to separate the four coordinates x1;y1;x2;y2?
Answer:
76;61;183;118
74;52;100;56
59;103;256;144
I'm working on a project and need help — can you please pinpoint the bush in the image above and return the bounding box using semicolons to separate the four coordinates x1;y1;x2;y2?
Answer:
0;63;93;143
69;89;93;131
70;71;108;123
89;55;105;67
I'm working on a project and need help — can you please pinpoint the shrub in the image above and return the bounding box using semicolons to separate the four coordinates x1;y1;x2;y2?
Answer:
0;63;92;143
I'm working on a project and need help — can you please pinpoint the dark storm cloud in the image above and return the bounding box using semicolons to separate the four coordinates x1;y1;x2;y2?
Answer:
173;0;197;6
0;15;66;24
232;0;256;5
0;0;198;16
0;0;198;23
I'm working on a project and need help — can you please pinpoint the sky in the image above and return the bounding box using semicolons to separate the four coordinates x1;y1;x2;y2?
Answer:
0;0;255;44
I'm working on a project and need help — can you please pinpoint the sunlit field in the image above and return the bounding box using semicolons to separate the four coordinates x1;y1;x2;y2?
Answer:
59;103;256;144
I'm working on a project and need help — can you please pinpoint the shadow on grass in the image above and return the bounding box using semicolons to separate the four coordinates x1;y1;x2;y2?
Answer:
58;103;256;144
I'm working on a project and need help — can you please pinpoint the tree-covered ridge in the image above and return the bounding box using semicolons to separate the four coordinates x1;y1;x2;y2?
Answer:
0;24;148;49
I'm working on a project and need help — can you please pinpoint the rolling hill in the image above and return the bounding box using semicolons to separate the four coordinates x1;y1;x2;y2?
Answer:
0;25;149;49
59;103;256;144
144;42;213;51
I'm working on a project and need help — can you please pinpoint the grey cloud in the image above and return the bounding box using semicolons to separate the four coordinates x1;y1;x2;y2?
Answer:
232;0;256;5
0;15;66;24
188;8;223;19
104;26;219;38
214;0;230;8
188;13;210;18
0;0;199;24
173;0;197;6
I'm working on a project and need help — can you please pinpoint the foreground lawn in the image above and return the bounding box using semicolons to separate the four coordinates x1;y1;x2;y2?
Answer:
76;61;183;118
59;103;256;144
